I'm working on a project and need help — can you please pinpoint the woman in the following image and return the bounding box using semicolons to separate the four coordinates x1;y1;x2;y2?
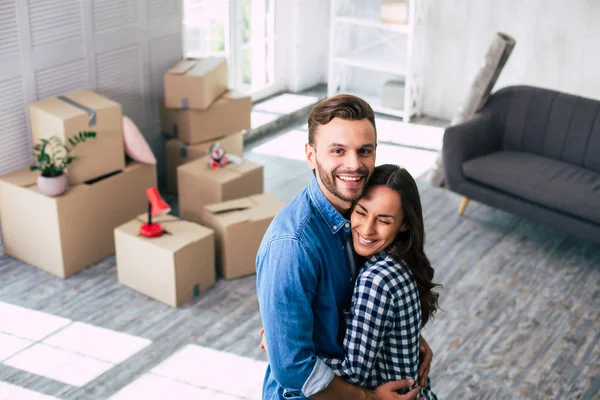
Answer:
321;164;440;399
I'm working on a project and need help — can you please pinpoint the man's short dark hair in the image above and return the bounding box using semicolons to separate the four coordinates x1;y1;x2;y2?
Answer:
307;94;376;147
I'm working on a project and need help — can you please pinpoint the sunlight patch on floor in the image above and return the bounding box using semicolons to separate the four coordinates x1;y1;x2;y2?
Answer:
376;117;445;151
251;111;280;129
111;344;267;400
375;143;438;179
0;301;151;388
251;129;308;162
253;93;319;115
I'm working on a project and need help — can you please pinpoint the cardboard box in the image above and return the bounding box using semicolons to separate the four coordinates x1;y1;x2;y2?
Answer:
161;91;251;144
178;157;263;224
29;89;126;185
381;2;408;24
0;162;156;278
163;57;228;110
203;194;286;279
166;131;244;194
115;214;215;307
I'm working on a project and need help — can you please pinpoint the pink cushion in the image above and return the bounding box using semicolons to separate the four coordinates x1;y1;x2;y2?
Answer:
122;115;157;164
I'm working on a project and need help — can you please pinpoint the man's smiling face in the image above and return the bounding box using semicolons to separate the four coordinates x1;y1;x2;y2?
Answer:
306;117;377;213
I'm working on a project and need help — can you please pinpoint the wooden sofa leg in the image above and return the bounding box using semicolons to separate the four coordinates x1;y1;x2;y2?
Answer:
458;197;470;215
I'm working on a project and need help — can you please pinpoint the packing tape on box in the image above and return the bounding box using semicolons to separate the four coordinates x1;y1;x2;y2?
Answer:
172;124;179;138
180;143;188;157
181;97;189;109
58;95;97;126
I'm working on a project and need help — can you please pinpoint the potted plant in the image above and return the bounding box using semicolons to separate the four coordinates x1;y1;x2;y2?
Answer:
30;131;96;196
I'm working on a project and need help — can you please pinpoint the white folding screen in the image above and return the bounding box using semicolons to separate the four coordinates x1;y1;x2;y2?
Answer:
0;0;183;181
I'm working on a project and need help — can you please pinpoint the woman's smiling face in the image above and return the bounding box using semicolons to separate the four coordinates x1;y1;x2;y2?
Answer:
350;185;406;257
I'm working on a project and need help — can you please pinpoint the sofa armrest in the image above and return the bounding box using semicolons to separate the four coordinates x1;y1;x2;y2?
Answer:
442;110;502;190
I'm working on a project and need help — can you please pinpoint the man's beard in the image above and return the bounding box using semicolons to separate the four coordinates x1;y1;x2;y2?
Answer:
315;159;369;202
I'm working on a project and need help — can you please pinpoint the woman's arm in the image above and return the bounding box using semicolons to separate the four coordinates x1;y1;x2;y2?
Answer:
321;268;394;387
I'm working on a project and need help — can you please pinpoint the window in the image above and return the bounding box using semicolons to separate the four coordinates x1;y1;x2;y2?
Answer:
183;0;280;101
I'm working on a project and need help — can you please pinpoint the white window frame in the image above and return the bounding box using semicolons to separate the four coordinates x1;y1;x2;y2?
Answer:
183;0;287;102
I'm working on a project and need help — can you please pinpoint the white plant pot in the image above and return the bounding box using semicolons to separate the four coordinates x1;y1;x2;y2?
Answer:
37;174;68;197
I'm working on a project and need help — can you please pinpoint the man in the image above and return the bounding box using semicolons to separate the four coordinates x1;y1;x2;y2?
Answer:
256;94;432;399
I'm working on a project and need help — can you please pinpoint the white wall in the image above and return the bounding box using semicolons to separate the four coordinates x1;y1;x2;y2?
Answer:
0;0;182;183
285;0;330;92
421;0;600;120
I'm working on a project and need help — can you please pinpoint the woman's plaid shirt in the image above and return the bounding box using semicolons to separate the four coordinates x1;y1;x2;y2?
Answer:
322;252;437;399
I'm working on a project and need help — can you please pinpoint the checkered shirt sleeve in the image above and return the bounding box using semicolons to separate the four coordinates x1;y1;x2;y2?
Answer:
321;253;437;399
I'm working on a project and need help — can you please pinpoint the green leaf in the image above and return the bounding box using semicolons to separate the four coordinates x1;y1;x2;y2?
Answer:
31;132;95;175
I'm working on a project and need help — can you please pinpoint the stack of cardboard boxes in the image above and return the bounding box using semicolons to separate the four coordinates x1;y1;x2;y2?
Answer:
161;57;251;194
0;58;287;309
0;90;157;278
161;58;287;281
112;57;286;308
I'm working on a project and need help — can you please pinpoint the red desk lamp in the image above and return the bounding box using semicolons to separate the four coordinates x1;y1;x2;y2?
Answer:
140;187;171;238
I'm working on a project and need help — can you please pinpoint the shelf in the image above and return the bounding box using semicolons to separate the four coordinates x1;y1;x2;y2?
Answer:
328;0;418;122
334;43;407;75
332;89;406;119
335;15;409;33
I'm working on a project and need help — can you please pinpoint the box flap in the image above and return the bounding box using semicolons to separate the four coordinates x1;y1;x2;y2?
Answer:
30;90;116;124
30;96;86;121
187;57;225;77
167;58;225;77
205;198;254;214
63;89;119;112
247;194;287;221
204;198;255;226
228;159;260;174
153;215;214;252
117;214;212;253
223;91;251;101
207;159;260;183
204;194;285;227
181;157;260;183
167;59;198;75
0;167;39;187
209;91;252;109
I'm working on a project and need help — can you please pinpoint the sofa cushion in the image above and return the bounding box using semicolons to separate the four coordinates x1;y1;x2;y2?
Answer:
492;86;600;174
463;151;600;225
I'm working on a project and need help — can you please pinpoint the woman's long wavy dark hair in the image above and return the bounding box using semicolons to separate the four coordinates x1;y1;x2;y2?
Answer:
368;164;441;326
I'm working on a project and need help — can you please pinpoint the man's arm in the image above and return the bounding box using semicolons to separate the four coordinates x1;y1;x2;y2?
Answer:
312;376;421;400
256;238;333;395
320;269;395;386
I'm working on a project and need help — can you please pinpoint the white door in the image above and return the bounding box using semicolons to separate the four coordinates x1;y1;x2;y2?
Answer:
183;0;282;101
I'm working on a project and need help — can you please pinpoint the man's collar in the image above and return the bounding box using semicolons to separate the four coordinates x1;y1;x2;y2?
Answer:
308;176;349;235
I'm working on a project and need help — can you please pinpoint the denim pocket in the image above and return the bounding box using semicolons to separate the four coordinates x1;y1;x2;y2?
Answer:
282;389;304;399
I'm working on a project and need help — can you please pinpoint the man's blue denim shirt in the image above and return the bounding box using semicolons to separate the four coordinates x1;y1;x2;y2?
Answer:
256;176;355;399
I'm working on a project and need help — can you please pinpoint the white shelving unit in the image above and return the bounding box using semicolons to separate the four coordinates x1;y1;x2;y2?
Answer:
327;0;424;121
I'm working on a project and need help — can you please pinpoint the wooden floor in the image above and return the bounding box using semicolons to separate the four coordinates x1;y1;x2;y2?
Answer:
1;117;599;399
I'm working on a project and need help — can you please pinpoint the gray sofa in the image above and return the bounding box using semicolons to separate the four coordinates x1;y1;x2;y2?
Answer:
443;85;600;245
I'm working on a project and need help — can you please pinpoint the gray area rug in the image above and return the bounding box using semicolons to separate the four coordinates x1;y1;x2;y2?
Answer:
0;134;598;399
